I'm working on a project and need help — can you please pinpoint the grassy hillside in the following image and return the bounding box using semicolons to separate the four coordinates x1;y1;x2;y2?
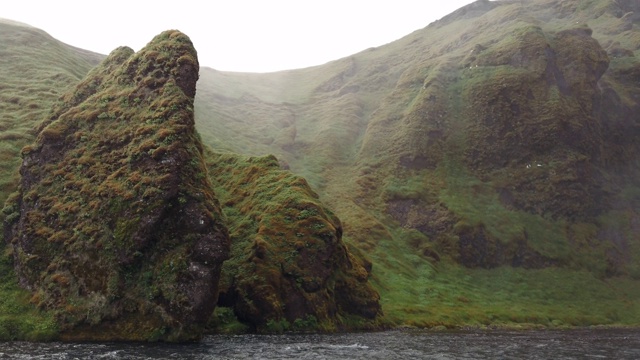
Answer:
1;0;640;335
0;19;101;204
194;0;640;328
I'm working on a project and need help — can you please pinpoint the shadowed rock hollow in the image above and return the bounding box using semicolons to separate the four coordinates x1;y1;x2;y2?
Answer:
3;30;230;341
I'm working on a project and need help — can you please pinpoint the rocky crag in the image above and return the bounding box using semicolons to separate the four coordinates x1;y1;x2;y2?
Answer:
3;30;230;341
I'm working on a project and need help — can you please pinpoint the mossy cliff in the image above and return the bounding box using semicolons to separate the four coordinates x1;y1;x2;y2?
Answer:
207;153;380;331
3;30;230;341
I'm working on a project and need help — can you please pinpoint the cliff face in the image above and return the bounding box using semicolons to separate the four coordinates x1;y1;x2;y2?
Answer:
3;30;230;341
356;0;640;272
207;153;380;331
462;27;608;206
377;26;614;269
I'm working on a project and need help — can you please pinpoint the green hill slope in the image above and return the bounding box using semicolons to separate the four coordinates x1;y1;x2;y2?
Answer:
194;0;640;328
1;0;640;335
0;19;101;207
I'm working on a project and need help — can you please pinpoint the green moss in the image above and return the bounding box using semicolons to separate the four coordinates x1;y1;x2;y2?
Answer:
206;307;250;334
0;247;58;341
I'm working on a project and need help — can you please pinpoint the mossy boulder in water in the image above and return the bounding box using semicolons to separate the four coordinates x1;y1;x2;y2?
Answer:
3;30;230;341
207;153;381;331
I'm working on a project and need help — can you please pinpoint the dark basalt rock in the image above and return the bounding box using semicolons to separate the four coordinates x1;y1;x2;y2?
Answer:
3;30;230;342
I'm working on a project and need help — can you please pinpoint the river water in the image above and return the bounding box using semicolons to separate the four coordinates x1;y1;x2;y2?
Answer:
1;328;639;359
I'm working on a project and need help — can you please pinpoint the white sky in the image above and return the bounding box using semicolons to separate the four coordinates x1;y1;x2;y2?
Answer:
3;1;475;73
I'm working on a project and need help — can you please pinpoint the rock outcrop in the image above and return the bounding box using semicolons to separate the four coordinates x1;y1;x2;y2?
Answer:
207;153;381;331
3;30;230;341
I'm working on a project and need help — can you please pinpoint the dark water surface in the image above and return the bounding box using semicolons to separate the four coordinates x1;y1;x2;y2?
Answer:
1;328;639;359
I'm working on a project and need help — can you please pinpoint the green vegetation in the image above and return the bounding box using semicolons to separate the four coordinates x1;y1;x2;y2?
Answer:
2;0;640;340
0;19;101;341
377;260;640;328
0;247;58;340
0;20;100;223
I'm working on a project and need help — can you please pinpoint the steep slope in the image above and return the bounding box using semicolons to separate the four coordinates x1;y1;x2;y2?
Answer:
3;30;230;341
356;0;640;272
195;0;640;327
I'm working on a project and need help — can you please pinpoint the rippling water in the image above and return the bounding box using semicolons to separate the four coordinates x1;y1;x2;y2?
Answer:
1;329;639;359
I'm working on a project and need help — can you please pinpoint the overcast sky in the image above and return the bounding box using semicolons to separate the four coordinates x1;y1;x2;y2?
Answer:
4;1;475;73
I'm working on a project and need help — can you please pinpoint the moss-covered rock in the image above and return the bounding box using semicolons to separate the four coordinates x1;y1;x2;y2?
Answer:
207;153;381;331
3;30;229;341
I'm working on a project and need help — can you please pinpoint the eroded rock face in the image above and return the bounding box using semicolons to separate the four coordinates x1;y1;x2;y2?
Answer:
356;14;638;271
207;153;381;330
3;30;229;341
